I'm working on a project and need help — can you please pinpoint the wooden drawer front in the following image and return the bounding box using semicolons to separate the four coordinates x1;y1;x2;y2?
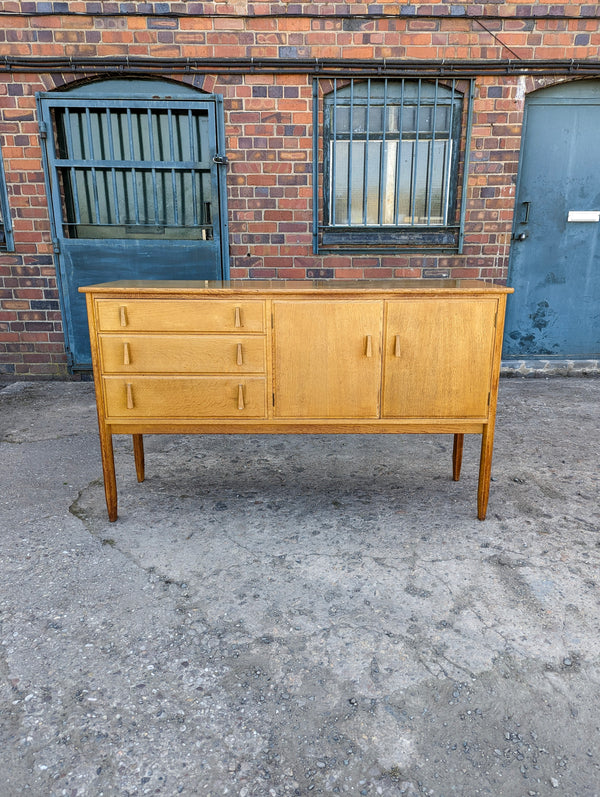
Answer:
96;299;265;333
103;377;267;419
99;335;266;375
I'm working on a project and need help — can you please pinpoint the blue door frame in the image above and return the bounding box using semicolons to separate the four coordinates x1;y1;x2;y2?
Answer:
504;80;600;359
38;79;229;369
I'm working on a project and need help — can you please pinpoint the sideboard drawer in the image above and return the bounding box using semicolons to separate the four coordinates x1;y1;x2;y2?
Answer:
103;376;268;419
96;299;266;333
99;334;267;374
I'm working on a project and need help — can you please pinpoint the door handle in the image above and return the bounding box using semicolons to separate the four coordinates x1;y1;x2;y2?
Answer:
513;232;528;241
365;335;373;357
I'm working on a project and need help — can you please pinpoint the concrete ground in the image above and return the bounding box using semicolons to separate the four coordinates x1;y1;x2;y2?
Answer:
0;377;599;797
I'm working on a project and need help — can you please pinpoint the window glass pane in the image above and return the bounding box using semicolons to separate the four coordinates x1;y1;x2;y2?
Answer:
325;79;462;231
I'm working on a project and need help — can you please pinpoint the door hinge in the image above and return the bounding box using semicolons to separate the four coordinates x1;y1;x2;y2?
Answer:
39;120;47;140
494;310;498;328
52;238;60;254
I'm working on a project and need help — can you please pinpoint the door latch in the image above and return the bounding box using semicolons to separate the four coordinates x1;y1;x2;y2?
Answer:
513;232;528;241
213;154;229;165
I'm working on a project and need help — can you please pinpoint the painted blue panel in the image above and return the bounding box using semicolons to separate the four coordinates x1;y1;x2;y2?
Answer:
61;239;220;368
504;82;600;358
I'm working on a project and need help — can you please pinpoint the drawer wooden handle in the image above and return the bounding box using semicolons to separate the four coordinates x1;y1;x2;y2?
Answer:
394;335;401;357
119;306;128;327
237;384;245;410
234;306;242;328
123;342;130;365
365;335;373;357
126;383;134;410
236;343;243;366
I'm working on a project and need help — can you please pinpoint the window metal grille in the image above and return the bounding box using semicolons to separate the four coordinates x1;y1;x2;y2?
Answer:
52;102;214;240
0;145;14;251
314;77;474;253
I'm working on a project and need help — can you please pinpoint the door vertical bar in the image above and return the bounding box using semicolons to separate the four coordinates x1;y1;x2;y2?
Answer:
62;108;83;225
84;108;102;225
126;109;141;225
167;109;179;227
145;108;161;225
105;108;121;225
188;109;199;227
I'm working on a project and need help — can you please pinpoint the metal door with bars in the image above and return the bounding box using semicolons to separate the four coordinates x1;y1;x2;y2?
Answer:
38;79;229;369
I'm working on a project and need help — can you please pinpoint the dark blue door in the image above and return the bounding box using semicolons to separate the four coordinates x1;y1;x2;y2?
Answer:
39;80;229;369
504;80;600;359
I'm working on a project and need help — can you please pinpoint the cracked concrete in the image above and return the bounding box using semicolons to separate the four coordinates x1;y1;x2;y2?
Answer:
0;378;599;796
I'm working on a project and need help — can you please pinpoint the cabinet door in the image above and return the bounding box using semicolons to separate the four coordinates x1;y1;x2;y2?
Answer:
383;298;497;418
273;301;382;418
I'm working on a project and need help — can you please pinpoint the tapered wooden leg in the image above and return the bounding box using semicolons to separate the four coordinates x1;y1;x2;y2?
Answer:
452;433;464;481
133;434;145;483
477;424;495;521
99;426;118;522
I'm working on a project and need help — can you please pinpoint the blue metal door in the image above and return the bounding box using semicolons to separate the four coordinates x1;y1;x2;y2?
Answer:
38;80;229;369
504;80;600;359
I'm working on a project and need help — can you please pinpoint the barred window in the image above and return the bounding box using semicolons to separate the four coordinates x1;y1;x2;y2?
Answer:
0;145;14;251
314;78;473;253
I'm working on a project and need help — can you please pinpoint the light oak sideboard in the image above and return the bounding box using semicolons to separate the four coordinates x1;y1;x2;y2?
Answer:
80;279;513;521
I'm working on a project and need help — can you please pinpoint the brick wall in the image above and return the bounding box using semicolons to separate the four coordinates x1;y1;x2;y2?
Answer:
1;2;599;376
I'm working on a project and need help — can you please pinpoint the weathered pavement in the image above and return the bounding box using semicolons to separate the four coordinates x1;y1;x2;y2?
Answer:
0;378;599;797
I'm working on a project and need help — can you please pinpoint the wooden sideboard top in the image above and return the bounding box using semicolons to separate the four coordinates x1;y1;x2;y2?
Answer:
80;278;513;296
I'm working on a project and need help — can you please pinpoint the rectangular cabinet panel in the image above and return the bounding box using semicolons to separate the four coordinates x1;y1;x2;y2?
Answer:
273;300;382;418
383;298;498;418
96;299;265;333
99;334;266;375
103;376;267;419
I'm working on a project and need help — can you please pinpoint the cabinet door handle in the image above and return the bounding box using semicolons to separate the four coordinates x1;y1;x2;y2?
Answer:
119;306;128;327
234;306;242;328
394;335;401;357
365;335;373;357
236;343;243;366
126;383;134;409
237;384;245;410
123;342;130;365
